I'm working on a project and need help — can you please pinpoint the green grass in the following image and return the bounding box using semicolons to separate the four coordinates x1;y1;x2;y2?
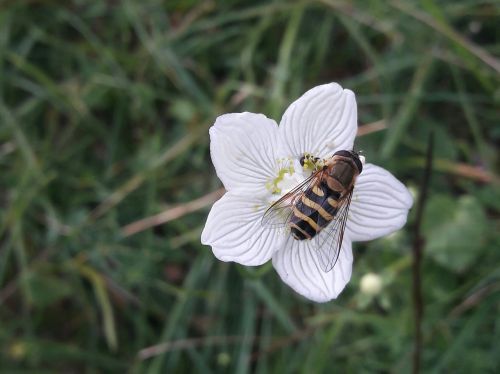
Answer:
1;0;499;372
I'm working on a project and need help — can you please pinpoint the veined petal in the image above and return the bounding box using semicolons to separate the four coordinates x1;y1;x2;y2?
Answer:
201;191;286;266
272;236;353;302
209;112;279;194
348;163;413;242
279;83;357;160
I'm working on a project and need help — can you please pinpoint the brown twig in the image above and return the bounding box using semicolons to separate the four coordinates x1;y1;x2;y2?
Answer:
121;188;225;237
435;160;500;184
356;120;387;137
412;132;434;374
449;283;500;318
169;0;216;39
137;325;319;361
137;335;252;360
408;157;497;184
250;326;315;362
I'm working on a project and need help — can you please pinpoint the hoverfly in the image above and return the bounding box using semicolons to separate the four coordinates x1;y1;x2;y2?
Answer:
262;150;363;272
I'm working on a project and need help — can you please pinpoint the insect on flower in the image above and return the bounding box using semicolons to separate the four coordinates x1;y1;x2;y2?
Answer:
201;82;413;302
262;150;364;272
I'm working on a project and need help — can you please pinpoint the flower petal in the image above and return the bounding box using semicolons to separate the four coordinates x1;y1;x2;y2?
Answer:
348;163;413;242
279;83;358;160
272;236;353;302
209;112;280;194
201;191;286;266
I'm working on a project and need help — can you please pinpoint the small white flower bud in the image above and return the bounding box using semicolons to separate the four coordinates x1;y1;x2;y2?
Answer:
360;273;383;296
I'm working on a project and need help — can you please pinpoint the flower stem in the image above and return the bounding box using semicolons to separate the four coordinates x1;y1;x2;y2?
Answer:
412;131;434;374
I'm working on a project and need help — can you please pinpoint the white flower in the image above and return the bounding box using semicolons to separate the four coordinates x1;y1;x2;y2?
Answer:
201;83;413;303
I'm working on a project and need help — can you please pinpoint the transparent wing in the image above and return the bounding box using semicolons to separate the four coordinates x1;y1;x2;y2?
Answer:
314;189;353;272
261;170;326;229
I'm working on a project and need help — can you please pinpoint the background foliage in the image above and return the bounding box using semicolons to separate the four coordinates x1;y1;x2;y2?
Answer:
1;0;499;372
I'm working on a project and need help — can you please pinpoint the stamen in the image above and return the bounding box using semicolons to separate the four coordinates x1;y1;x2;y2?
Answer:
301;153;324;172
266;158;295;195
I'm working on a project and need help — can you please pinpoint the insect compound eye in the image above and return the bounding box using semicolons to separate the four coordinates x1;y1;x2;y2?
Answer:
353;156;363;173
333;150;363;173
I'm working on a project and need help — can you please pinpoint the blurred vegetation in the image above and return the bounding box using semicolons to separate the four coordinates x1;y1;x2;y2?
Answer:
0;0;499;372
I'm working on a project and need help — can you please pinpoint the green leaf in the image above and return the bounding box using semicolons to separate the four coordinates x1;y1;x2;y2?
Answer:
423;195;488;272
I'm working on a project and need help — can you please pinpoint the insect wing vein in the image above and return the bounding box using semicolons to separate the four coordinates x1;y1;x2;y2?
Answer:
261;170;325;229
314;189;353;272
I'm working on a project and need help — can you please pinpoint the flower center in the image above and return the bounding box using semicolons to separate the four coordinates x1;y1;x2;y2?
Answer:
265;155;319;197
265;158;296;195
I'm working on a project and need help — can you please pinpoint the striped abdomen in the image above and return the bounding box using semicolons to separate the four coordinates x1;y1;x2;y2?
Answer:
289;181;341;240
